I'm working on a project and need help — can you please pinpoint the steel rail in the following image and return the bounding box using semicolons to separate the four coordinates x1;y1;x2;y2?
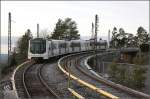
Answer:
12;60;31;98
15;62;60;99
58;52;119;99
23;63;60;98
75;54;138;98
68;88;85;99
85;53;150;99
22;63;34;98
38;63;61;99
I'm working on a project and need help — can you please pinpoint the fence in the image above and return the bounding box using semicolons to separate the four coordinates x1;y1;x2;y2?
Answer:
89;51;139;78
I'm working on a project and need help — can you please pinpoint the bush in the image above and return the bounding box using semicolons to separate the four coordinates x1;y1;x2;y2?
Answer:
1;53;17;75
131;64;147;89
140;44;149;52
133;56;144;65
1;64;12;75
132;56;147;89
108;57;147;89
108;60;119;81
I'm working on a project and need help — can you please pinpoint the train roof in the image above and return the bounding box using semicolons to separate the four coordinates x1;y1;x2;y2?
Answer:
51;39;66;41
31;38;46;41
31;38;107;44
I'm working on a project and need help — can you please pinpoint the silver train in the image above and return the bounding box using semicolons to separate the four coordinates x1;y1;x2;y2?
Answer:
28;38;107;60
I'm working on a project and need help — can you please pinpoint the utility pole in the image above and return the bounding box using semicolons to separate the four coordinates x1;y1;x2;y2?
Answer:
91;23;94;39
37;23;39;38
8;12;11;66
108;30;110;48
94;14;98;48
91;23;94;49
94;14;99;69
0;16;2;63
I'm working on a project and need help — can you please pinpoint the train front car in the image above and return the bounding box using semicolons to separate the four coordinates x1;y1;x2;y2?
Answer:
28;38;48;60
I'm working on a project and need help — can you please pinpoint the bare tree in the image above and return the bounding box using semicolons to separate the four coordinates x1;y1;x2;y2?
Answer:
40;28;51;38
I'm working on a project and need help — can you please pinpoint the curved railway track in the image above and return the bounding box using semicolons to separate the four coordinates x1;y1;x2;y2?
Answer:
75;53;140;99
58;52;145;99
13;51;150;99
58;52;118;99
14;61;60;99
85;53;150;99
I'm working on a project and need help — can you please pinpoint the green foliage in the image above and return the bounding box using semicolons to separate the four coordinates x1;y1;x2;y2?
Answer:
140;44;149;52
1;50;17;75
51;18;80;40
108;56;147;89
1;29;32;76
1;64;10;75
17;29;32;59
131;56;147;88
131;56;147;89
111;27;129;48
117;66;127;84
133;55;144;65
110;27;118;48
137;26;149;44
1;58;17;75
110;26;150;49
108;60;118;80
51;19;64;39
108;61;127;84
127;34;138;47
10;49;17;67
132;64;147;89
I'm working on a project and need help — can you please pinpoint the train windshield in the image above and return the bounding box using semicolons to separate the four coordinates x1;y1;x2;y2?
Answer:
30;38;46;54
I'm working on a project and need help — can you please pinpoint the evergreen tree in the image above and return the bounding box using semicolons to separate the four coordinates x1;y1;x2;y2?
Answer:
10;48;17;66
51;18;80;40
63;18;80;40
117;28;128;48
137;26;149;45
17;29;32;59
51;19;64;39
110;27;118;48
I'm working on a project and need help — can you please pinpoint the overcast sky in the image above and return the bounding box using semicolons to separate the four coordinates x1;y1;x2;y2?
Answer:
1;1;149;53
1;1;149;37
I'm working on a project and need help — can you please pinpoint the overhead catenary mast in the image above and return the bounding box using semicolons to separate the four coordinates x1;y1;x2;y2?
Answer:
94;14;99;69
91;23;95;49
91;23;94;39
94;14;99;51
108;30;110;48
37;23;39;38
0;16;1;63
8;12;11;66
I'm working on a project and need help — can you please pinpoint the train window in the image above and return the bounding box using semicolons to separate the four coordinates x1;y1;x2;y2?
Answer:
30;39;46;54
59;43;66;48
51;43;56;49
49;44;51;50
70;42;80;47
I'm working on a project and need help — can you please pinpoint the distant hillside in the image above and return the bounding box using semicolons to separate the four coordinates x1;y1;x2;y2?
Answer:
0;54;8;64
